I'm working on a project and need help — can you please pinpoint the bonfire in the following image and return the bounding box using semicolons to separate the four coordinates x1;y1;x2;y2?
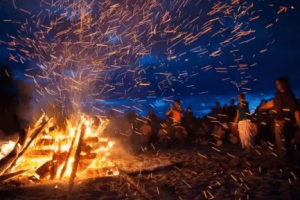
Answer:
0;113;118;190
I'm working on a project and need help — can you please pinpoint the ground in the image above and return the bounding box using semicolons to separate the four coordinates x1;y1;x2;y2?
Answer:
1;143;300;200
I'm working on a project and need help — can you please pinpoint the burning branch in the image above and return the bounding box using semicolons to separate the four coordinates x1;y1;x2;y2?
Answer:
0;128;27;175
59;120;82;179
3;118;52;175
68;123;86;191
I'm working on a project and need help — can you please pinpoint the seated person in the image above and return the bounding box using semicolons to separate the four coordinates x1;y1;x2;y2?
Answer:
174;125;188;140
213;124;225;146
195;126;210;145
140;121;152;145
158;123;169;142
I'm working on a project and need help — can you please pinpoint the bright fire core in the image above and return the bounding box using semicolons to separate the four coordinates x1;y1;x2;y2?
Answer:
3;113;119;183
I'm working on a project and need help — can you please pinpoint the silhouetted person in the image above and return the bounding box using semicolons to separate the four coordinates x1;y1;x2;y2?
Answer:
183;106;195;139
228;99;237;122
255;99;271;144
221;105;229;123
148;108;157;122
260;77;300;162
235;93;253;149
107;109;116;119
222;105;229;115
148;108;159;143
166;99;183;124
140;120;152;147
212;102;222;118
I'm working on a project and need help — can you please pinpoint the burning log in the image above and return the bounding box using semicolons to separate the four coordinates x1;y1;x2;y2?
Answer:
84;137;99;144
81;143;92;153
0;169;28;182
3;118;51;175
1;113;116;185
0;145;18;176
0;128;28;175
90;141;110;152
23;150;53;158
36;138;71;147
69;123;86;191
36;139;55;147
35;151;68;180
80;153;97;160
35;160;52;179
59;121;82;179
50;142;60;180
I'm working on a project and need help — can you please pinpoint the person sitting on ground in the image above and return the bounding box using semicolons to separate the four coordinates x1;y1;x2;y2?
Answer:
166;99;183;124
195;123;210;145
213;124;225;146
174;125;188;140
173;125;188;148
139;120;152;146
158;123;169;142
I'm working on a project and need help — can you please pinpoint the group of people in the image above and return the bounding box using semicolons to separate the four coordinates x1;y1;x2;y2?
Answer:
135;77;300;162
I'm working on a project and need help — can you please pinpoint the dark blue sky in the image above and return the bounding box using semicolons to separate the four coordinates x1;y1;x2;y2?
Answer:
0;0;300;117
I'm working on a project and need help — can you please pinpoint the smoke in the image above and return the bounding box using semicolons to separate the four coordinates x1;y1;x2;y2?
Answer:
0;66;21;135
15;79;33;125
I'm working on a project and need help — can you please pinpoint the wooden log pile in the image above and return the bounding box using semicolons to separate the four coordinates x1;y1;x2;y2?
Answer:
0;115;116;189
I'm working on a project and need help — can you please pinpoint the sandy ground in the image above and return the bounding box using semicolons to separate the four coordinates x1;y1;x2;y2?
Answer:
1;143;300;200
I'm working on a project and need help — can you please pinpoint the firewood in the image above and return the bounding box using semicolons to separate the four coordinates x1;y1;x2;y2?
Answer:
36;138;70;147
32;113;45;129
35;160;52;179
84;137;99;144
79;153;97;160
0;127;28;175
23;150;53;158
90;141;109;151
35;151;67;180
50;152;60;180
0;146;18;175
81;144;92;153
59;121;82;179
3;118;51;175
0;169;28;182
68;124;86;191
36;139;55;147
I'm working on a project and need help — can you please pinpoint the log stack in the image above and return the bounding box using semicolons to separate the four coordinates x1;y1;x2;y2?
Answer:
0;115;117;188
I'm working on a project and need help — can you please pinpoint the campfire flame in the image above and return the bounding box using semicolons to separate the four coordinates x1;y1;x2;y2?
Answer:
0;113;119;184
0;140;16;160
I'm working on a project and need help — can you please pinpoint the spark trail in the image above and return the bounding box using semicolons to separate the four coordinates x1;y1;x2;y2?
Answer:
1;0;293;115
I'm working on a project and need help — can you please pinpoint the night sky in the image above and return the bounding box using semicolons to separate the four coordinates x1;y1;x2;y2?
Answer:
0;0;300;118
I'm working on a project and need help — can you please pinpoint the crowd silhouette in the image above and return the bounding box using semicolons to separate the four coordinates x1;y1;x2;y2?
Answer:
122;77;300;163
